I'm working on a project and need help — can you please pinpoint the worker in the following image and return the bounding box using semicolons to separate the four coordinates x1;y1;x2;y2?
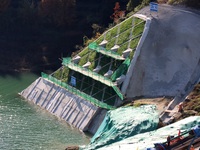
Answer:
167;135;171;148
178;102;184;113
190;145;194;150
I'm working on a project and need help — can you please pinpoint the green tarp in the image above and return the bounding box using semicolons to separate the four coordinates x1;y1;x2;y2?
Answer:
95;116;200;150
82;105;159;150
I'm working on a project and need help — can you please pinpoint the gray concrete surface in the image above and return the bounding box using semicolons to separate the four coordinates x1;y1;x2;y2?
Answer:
20;77;106;134
124;5;200;99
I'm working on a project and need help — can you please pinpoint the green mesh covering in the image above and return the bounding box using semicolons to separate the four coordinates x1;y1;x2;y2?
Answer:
93;116;200;150
111;58;131;81
112;86;123;100
89;42;125;60
83;105;159;150
62;57;124;100
41;72;115;110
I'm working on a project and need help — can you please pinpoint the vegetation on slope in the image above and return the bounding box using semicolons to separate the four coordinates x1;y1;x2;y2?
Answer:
182;84;200;116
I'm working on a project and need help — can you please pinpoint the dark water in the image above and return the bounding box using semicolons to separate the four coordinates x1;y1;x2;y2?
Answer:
0;73;90;150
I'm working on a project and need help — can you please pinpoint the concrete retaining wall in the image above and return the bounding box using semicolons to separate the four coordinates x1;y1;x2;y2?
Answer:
20;77;106;133
125;8;200;98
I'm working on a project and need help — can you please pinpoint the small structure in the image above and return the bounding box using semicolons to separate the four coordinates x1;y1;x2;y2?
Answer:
111;45;120;52
82;62;91;68
115;74;126;85
99;40;108;47
122;48;132;58
72;55;81;64
104;70;113;78
93;65;101;73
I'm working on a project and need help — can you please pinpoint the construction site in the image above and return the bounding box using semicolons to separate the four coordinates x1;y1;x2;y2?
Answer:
20;3;200;150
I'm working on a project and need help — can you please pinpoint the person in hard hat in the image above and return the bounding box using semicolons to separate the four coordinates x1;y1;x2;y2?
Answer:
190;145;194;150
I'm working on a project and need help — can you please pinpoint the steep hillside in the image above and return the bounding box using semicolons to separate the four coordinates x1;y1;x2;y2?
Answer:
123;5;200;98
20;10;148;134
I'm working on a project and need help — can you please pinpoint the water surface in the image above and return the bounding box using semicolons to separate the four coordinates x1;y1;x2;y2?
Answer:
0;73;90;150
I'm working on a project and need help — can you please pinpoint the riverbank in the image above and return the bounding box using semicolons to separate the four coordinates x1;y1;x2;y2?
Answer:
0;73;90;150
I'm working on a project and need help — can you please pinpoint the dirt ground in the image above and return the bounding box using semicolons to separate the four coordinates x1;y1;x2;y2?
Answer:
133;97;172;113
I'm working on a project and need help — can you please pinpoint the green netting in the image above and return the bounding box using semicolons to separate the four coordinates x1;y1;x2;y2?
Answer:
112;86;123;100
62;57;124;100
83;105;159;150
91;116;200;150
62;58;114;86
62;57;71;64
89;42;125;60
111;58;131;81
41;72;115;110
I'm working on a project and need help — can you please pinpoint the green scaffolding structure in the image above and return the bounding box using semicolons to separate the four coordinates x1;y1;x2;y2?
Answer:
89;42;125;60
41;72;116;110
62;57;124;100
111;58;130;81
45;16;146;110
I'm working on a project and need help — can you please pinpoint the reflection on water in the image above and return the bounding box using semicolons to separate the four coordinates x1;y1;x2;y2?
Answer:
0;73;90;150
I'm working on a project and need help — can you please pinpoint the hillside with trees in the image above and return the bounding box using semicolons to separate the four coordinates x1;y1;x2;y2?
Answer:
0;0;199;74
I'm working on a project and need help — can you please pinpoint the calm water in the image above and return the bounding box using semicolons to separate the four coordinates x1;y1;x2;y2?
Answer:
0;73;90;150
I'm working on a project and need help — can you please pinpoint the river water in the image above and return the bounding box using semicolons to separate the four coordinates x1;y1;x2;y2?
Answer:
0;73;90;150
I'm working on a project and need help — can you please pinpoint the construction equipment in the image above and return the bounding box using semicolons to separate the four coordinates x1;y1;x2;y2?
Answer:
151;125;200;150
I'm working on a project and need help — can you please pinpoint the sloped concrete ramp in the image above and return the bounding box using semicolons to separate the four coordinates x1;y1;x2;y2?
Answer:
20;77;101;132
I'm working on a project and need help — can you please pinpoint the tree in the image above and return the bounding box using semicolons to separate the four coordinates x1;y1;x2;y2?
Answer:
38;0;76;27
126;0;140;11
0;0;10;13
110;2;125;24
185;0;200;8
18;0;38;26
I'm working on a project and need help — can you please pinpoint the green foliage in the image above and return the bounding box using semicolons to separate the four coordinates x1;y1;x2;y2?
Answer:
105;30;112;41
96;36;104;44
106;38;116;50
75;17;145;76
120;17;133;33
127;0;141;11
52;66;69;82
133;0;151;12
52;68;62;79
51;14;146;107
117;29;132;45
78;47;90;66
118;42;129;55
88;51;97;70
134;102;142;107
61;67;70;82
79;47;89;57
110;26;119;38
78;54;88;66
